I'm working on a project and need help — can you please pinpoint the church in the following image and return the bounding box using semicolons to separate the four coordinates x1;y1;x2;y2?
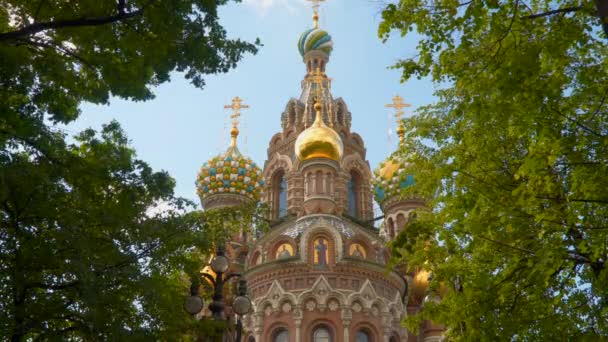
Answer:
195;4;442;342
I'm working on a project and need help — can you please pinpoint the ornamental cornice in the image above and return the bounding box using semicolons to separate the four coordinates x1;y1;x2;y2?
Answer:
201;193;252;210
251;276;406;321
380;195;426;213
246;263;405;298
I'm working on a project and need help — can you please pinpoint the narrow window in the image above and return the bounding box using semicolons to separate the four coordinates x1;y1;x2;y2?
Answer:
273;171;287;219
356;330;371;342
274;329;288;342
279;176;287;217
348;170;361;218
313;327;331;342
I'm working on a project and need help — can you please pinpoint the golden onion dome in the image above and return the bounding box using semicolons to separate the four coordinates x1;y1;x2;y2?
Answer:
410;269;431;298
295;102;343;161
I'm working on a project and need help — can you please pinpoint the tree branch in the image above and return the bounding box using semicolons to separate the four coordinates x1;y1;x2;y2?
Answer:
521;6;583;19
0;0;154;42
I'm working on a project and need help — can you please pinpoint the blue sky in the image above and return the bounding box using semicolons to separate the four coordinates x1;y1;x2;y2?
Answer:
68;0;437;205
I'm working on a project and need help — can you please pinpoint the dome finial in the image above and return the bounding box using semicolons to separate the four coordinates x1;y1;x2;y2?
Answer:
385;95;411;146
307;0;326;28
224;96;250;148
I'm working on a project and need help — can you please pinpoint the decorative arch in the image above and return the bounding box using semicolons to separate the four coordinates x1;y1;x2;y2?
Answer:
385;209;416;237
333;98;351;128
254;280;298;311
270;236;298;261
249;249;262;267
351;133;365;147
352;322;380;342
267;322;291;342
341;153;372;179
341;153;372;220
346;279;389;312
264;153;293;182
347;235;372;260
264;154;293;219
307;320;337;342
309;233;333;266
270;133;283;147
299;224;344;265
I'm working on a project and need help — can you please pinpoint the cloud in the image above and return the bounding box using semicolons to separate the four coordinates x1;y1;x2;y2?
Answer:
243;0;308;16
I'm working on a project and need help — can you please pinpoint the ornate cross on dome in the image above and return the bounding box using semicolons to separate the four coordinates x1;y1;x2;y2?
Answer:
224;96;249;147
385;95;411;144
307;0;326;28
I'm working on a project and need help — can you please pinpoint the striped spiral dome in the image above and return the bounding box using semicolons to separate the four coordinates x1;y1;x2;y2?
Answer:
298;28;333;57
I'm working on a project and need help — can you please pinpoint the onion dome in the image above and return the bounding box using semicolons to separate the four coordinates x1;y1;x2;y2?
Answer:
373;119;417;203
196;98;264;204
295;102;343;161
373;152;415;203
298;28;333;57
410;270;431;299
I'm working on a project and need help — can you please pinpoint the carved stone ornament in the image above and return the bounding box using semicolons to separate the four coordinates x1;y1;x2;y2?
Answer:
282;302;293;313
306;299;317;311
328;299;340;311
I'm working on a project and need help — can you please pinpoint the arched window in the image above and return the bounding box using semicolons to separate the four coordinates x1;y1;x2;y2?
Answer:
348;170;361;218
274;328;288;342
396;213;406;234
336;106;344;126
273;171;287;218
389;336;399;342
388;217;395;238
289;108;296;126
356;330;371;342
312;326;331;342
247;337;256;342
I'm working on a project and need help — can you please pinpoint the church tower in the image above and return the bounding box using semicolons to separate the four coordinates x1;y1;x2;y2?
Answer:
241;4;407;342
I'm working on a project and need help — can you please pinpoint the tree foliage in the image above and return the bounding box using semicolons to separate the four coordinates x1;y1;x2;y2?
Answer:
380;0;608;339
0;1;261;340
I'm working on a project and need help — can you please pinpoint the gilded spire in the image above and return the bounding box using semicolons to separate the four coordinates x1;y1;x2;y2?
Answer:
385;95;411;145
307;0;326;28
224;96;249;148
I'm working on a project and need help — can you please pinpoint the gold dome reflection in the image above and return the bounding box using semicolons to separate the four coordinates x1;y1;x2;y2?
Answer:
295;102;343;161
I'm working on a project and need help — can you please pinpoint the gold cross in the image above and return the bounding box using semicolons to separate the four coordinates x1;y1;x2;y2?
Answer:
385;95;411;126
224;96;250;129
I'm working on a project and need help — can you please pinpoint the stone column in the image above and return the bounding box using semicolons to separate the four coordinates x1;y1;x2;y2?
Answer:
382;313;393;342
295;319;302;342
341;308;352;342
253;312;263;342
294;306;303;342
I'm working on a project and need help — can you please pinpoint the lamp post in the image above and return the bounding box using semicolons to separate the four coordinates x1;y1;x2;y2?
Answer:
184;247;253;342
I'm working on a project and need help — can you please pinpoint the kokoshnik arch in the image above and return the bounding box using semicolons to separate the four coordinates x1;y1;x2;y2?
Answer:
195;2;444;341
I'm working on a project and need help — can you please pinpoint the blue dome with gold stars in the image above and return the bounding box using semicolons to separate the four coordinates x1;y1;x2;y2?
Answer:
372;153;415;204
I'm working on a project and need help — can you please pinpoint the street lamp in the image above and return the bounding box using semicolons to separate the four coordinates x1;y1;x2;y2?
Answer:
184;247;253;342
